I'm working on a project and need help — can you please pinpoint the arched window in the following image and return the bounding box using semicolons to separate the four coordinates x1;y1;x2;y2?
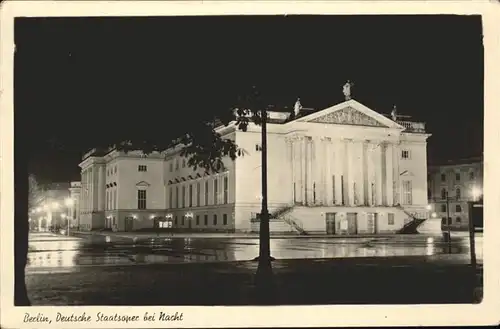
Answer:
455;187;461;201
441;188;447;200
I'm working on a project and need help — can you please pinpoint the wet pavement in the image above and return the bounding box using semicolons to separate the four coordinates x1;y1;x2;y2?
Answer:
26;232;483;273
25;233;483;305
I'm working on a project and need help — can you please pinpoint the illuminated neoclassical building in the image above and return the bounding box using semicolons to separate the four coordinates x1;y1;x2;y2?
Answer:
78;90;432;234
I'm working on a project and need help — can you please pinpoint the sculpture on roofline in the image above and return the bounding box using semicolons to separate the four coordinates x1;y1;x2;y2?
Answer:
343;80;354;101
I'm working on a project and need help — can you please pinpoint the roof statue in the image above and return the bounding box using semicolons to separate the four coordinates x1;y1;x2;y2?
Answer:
391;105;398;121
343;80;354;101
294;98;303;116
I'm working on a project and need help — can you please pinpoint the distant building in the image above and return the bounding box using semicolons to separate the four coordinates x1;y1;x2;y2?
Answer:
428;156;483;231
79;97;432;234
68;181;81;228
30;182;70;231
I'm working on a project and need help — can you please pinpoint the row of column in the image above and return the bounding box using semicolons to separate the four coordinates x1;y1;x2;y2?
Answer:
287;136;397;207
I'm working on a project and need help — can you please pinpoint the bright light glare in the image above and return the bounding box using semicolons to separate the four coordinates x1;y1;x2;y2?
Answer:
60;213;67;219
431;212;437;218
64;198;74;206
51;202;60;209
426;204;432;211
471;187;482;200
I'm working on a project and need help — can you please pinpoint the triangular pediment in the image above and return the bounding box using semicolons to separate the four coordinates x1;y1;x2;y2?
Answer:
297;99;404;129
136;181;151;187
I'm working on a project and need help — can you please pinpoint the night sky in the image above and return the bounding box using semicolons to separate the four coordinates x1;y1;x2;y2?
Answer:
14;15;484;184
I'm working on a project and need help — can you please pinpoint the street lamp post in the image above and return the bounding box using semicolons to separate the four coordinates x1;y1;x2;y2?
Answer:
64;198;74;235
60;214;70;236
256;103;273;278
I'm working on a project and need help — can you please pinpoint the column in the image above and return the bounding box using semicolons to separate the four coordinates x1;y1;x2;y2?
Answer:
362;141;369;206
325;138;332;205
346;140;354;206
97;165;105;211
366;142;375;206
301;136;307;204
385;143;394;206
356;141;365;206
286;138;294;203
307;137;313;205
334;139;343;205
393;143;400;205
375;143;383;205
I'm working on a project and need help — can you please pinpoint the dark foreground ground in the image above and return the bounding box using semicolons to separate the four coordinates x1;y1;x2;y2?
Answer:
26;256;482;305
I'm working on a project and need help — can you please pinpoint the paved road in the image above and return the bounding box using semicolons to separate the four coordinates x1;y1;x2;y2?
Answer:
26;232;482;273
24;233;483;305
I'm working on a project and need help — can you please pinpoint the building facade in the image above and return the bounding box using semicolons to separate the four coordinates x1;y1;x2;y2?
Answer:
67;181;81;228
29;182;71;231
78;98;432;234
428;157;483;231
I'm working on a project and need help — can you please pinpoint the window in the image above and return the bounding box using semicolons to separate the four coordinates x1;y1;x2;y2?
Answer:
175;216;178;225
441;188;447;200
313;182;317;204
169;162;173;172
113;190;117;209
138;165;147;172
223;214;228;225
137;190;146;209
401;150;410;159
182;159;186;168
204;215;208;225
456;217;462;223
169;187;173;208
223;177;228;204
189;184;193;207
196;215;200;226
181;186;185;208
213;214;218;225
114;166;117;174
213;178;218;205
196;182;201;206
469;171;475;180
441;204;447;212
106;191;109;210
176;186;179;208
181;216;185;226
455;204;462;212
388;213;395;225
402;180;412;205
175;159;179;170
456;187;461;201
205;181;209;205
455;172;461;181
441;173;446;182
427;188;431;199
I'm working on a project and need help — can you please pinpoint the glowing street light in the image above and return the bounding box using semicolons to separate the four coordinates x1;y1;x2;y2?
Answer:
425;204;432;211
60;213;70;236
36;207;42;213
471;186;482;201
431;212;437;218
51;202;60;210
64;198;74;207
